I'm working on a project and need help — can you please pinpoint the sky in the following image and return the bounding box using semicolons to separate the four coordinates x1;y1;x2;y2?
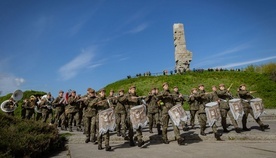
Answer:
0;0;276;96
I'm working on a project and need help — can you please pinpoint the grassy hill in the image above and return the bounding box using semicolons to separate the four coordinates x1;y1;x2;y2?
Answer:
104;71;276;109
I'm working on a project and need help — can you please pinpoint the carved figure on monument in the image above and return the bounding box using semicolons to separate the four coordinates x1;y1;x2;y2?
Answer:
173;23;193;74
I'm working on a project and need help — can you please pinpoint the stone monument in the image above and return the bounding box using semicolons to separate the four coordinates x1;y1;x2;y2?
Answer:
173;23;192;73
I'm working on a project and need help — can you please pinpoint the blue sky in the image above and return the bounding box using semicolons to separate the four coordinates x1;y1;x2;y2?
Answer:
0;0;276;96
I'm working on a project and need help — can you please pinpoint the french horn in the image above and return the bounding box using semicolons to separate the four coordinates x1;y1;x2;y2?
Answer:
1;89;23;112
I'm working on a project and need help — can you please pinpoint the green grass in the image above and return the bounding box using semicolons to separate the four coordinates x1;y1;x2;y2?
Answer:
104;71;276;109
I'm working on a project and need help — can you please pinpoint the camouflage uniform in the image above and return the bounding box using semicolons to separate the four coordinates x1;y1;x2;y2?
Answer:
94;90;112;151
67;91;80;132
145;89;161;134
238;86;269;131
40;95;54;124
114;91;127;137
52;91;66;128
217;88;240;133
84;90;98;143
157;83;184;145
197;87;221;140
188;92;199;128
207;89;223;140
127;90;145;147
25;98;36;120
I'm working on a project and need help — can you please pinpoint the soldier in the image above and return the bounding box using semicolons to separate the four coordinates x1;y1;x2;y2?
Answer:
114;89;127;137
21;99;27;119
52;90;66;129
24;95;36;120
217;84;241;133
2;98;16;116
93;89;112;151
238;84;269;131
197;84;221;140
188;88;199;129
84;88;98;143
35;96;43;121
40;93;54;124
66;90;80;132
172;86;188;131
81;88;93;134
127;85;145;147
157;82;184;145
145;87;161;134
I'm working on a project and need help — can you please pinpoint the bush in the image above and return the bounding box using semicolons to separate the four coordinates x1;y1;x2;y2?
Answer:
0;113;67;158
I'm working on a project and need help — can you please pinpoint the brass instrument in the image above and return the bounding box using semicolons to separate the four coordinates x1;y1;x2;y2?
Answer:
1;89;23;112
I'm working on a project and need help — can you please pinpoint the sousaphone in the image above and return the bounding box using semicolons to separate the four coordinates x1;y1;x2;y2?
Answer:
1;89;23;112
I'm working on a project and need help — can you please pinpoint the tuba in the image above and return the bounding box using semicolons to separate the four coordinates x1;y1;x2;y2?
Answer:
1;89;23;113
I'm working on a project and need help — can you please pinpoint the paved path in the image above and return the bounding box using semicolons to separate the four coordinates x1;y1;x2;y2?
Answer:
51;110;276;158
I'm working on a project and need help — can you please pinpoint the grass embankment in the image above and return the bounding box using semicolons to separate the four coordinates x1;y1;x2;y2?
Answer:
104;71;276;109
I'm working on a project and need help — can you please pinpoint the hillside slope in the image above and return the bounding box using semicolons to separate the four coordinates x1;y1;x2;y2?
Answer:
104;71;276;108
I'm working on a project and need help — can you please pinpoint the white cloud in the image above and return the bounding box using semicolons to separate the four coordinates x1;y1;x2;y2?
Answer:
128;23;148;34
0;74;25;95
214;56;276;68
58;48;100;80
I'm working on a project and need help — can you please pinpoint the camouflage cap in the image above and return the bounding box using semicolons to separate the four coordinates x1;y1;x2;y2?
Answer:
191;88;197;92
240;84;246;87
88;89;95;93
118;89;124;92
129;85;136;89
198;84;204;87
59;90;64;93
162;82;169;87
219;84;225;87
87;87;92;91
99;88;106;92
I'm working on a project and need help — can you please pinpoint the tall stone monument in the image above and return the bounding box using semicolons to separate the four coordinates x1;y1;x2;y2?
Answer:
173;23;192;73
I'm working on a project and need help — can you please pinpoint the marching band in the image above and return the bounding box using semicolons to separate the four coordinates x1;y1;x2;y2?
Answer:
0;83;270;151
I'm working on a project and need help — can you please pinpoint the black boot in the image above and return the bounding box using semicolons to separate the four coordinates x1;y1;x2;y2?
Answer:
235;128;241;133
85;138;90;143
163;139;169;144
105;146;111;151
137;140;145;147
177;137;185;145
157;124;162;135
129;140;135;146
200;131;206;136
149;129;153;133
98;145;103;150
243;127;251;131
223;129;230;133
214;133;222;141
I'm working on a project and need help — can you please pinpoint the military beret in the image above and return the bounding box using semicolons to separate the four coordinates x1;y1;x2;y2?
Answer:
198;84;204;87
59;90;64;93
162;82;169;87
219;84;225;87
173;86;178;89
87;87;92;91
129;85;136;89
